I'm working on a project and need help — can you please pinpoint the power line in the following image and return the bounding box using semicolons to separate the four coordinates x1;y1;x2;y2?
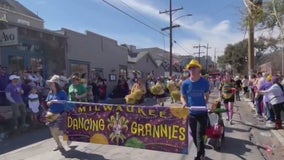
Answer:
174;40;191;55
102;0;192;55
102;0;168;37
117;0;169;34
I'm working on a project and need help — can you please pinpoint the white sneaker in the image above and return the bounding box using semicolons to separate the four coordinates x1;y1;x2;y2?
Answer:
266;120;274;124
266;122;275;128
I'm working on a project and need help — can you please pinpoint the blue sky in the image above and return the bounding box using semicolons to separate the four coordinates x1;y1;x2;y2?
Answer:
18;0;249;57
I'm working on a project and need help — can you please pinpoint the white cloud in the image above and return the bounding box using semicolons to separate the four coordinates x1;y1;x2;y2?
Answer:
111;0;245;57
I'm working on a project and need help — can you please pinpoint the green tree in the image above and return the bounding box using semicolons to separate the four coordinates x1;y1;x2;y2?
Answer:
259;0;284;32
218;39;248;74
218;37;277;74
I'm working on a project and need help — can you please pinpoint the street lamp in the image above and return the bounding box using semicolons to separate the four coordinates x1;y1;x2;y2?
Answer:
173;14;193;22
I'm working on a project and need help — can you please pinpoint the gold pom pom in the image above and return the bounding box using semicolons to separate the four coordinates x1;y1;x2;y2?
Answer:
133;89;143;100
167;83;176;92
125;94;136;105
151;85;163;95
171;90;181;101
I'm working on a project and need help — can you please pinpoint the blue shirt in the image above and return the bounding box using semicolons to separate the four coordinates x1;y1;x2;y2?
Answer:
181;77;209;115
46;90;68;114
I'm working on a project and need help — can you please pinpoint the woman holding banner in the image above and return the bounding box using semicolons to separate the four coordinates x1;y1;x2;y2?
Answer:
45;75;69;151
181;59;210;160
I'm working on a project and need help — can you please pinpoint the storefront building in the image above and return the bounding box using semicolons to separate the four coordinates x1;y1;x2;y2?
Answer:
0;0;67;78
60;28;128;94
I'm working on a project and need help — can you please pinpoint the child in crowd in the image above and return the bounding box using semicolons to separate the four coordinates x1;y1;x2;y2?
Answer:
28;87;40;123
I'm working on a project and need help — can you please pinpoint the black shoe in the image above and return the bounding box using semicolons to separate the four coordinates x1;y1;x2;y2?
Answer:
195;155;205;160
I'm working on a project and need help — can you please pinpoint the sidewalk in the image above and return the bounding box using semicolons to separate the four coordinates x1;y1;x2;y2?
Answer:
243;97;284;147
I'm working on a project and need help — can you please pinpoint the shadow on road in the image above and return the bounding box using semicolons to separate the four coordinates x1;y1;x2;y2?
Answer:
216;136;254;160
234;119;270;131
62;146;108;160
0;127;51;155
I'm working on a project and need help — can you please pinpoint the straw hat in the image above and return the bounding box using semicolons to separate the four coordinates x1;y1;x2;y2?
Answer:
185;59;202;70
46;75;68;87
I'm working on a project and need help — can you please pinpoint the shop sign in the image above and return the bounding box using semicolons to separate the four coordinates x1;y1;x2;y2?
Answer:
0;28;18;46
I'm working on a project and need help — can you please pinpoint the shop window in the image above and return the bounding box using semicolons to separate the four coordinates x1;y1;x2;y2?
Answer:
69;60;89;78
119;68;127;79
8;55;24;74
30;57;43;73
90;68;104;80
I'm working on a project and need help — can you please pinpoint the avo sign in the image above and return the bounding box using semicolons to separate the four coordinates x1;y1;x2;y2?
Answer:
0;28;18;46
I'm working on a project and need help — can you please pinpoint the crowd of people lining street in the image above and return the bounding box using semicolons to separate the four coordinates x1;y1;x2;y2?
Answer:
1;60;284;159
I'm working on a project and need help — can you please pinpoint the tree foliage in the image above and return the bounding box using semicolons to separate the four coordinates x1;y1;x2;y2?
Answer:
217;36;278;74
259;0;284;32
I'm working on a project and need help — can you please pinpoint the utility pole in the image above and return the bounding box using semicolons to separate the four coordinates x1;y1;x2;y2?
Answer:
205;43;211;74
248;0;255;79
193;44;206;62
160;0;182;76
214;48;217;71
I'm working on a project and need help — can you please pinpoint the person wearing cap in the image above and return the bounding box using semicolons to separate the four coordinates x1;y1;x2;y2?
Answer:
260;74;275;124
258;76;284;130
45;75;69;151
68;74;87;102
181;59;209;160
5;75;29;130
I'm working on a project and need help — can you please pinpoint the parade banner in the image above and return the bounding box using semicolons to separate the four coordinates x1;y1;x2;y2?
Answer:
62;102;189;154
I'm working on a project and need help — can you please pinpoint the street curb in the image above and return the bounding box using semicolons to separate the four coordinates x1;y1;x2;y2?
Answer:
243;98;284;146
271;130;284;146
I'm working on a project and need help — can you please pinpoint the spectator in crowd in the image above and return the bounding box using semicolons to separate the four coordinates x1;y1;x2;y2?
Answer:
234;76;242;101
22;79;33;108
249;74;257;103
254;72;267;119
90;78;100;103
28;87;40;124
35;71;44;87
258;76;284;130
260;74;275;125
242;75;249;98
68;74;87;102
98;78;107;100
0;66;9;105
28;71;39;86
5;75;29;130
